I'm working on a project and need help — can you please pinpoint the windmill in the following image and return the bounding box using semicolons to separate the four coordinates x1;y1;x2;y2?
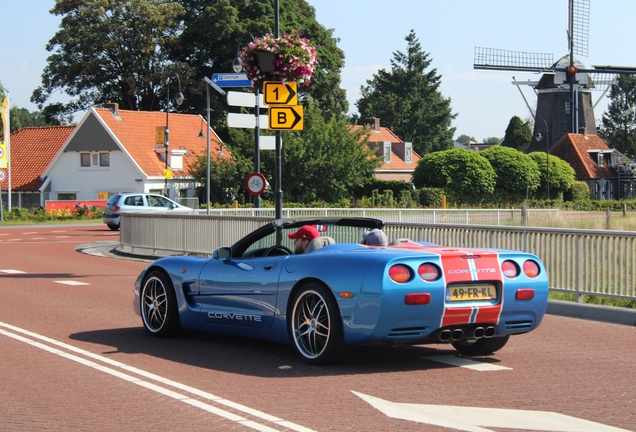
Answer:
473;0;636;152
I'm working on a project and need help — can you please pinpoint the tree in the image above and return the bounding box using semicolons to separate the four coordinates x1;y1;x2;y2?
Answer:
356;30;456;155
599;75;636;158
456;134;476;145
412;149;496;205
188;152;252;205
528;152;576;200
32;0;188;123
501;116;532;152
480;146;540;204
483;136;501;144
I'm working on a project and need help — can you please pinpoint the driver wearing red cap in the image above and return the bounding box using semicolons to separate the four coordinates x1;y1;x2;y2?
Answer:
287;225;320;254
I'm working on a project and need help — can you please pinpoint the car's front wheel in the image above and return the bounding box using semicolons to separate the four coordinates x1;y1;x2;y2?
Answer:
452;335;510;355
289;283;352;365
107;223;119;231
140;270;181;337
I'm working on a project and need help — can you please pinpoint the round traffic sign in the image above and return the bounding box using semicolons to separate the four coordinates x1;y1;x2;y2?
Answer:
245;172;267;196
0;170;5;182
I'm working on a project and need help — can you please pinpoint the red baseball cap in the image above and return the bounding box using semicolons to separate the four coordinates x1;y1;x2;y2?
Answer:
287;225;319;241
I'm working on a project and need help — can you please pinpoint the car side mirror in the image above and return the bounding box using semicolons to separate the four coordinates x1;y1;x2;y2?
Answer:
214;246;232;260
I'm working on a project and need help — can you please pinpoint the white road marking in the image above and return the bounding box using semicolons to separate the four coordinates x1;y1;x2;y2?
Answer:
7;239;22;241
0;321;314;432
352;391;630;432
54;281;91;286
51;230;66;233
0;269;27;274
22;232;37;234
422;355;512;371
55;236;70;239
31;237;45;240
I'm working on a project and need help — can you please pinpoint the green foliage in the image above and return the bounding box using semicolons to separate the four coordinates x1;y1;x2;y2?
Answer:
412;149;496;204
353;178;412;200
188;153;252;205
273;101;380;203
528;152;576;200
501;116;532;153
417;187;445;207
599;75;636;158
356;30;456;155
564;181;591;202
480;146;540;204
483;136;501;144
456;134;476;145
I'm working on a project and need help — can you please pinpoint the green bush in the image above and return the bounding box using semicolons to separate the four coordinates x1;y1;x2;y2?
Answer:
564;181;590;202
417;188;445;207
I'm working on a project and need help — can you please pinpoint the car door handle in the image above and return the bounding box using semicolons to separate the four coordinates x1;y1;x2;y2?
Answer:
264;263;277;271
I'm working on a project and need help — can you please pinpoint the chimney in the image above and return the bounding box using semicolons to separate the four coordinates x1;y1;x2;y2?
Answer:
366;117;381;132
104;101;119;116
579;126;587;136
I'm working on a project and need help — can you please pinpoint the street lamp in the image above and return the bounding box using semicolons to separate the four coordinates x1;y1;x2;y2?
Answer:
164;75;184;197
535;119;550;200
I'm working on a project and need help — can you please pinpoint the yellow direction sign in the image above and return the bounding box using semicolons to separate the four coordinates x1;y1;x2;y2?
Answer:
155;126;165;145
268;105;303;130
264;81;298;105
164;169;172;179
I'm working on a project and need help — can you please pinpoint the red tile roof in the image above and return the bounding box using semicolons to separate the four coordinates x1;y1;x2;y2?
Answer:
550;133;617;179
93;107;231;177
349;125;421;171
1;126;75;191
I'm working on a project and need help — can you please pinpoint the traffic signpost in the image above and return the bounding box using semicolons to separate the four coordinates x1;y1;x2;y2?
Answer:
263;81;297;105
227;91;267;108
268;106;303;130
211;73;253;88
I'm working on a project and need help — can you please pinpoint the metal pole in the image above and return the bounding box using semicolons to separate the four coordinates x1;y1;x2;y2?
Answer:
206;85;211;214
274;0;282;219
164;81;170;197
254;89;261;208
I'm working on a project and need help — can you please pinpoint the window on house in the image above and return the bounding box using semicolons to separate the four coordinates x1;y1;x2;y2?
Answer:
58;193;77;200
597;153;603;167
99;152;110;167
405;142;413;163
80;153;91;167
92;154;98;165
383;142;391;164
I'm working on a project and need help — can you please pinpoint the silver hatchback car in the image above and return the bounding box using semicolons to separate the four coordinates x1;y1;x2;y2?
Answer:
102;193;194;230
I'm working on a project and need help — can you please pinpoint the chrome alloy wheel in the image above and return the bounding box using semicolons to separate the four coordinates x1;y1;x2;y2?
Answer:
141;276;168;333
291;289;331;360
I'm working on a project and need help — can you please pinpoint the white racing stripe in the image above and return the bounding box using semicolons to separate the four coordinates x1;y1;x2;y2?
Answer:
0;321;314;432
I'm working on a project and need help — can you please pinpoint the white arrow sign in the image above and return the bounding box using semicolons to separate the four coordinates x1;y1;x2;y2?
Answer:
352;391;630;432
227;91;267;108
227;113;268;129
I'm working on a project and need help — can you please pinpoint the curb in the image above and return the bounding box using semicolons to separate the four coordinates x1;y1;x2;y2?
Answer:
547;299;636;326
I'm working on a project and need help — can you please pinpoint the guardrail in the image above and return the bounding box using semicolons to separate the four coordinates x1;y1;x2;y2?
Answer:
119;212;636;302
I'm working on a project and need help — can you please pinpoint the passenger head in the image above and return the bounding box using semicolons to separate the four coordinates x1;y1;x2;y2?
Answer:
287;225;320;254
362;228;388;246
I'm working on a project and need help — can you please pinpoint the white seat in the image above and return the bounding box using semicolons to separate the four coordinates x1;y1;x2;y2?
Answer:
305;236;336;253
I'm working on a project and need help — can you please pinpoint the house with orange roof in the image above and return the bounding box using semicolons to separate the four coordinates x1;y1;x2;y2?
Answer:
350;118;420;182
548;128;626;200
42;103;230;206
0;125;75;208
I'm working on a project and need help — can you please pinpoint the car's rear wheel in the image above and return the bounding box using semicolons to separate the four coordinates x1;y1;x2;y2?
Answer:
452;335;510;355
289;283;352;365
140;270;181;337
107;223;119;231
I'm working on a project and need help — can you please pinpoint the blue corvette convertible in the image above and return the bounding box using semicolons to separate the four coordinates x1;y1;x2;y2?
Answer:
133;217;549;364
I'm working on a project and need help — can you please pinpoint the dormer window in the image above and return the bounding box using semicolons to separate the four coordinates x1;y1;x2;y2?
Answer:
405;142;412;163
383;142;391;164
597;153;603;167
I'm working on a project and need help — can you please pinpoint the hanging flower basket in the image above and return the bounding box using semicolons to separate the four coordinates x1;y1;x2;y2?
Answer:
239;31;318;91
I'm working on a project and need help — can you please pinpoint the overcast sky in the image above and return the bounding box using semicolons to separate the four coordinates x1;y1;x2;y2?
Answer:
3;0;636;141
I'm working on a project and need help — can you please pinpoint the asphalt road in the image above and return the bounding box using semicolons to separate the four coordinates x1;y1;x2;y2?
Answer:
0;223;634;431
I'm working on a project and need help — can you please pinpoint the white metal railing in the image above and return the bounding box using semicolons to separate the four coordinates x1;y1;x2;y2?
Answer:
119;212;636;302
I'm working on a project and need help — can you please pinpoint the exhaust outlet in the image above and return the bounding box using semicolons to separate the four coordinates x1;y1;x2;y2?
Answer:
439;329;452;342
451;329;464;341
473;327;485;339
484;326;496;338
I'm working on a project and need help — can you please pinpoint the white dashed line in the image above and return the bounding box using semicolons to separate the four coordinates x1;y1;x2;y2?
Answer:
422;355;512;371
54;281;91;286
31;237;45;240
0;269;27;274
22;232;37;234
55;236;70;239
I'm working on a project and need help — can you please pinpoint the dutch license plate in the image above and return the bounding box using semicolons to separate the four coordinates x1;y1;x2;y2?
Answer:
448;284;497;301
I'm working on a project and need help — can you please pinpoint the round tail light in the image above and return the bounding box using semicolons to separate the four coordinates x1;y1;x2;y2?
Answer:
418;263;441;282
523;260;540;278
389;265;412;283
501;260;520;278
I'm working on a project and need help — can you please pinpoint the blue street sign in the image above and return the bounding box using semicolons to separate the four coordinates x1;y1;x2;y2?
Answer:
211;73;253;88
